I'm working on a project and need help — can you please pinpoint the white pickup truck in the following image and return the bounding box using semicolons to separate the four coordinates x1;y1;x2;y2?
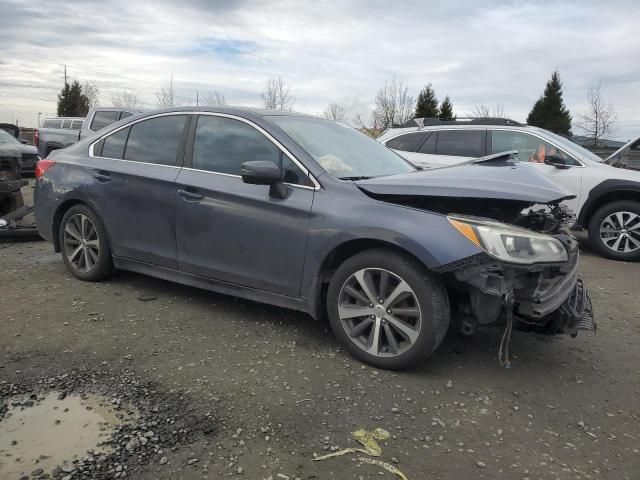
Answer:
37;107;140;158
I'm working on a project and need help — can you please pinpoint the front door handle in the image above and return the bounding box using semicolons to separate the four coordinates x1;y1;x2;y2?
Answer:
93;170;111;182
177;189;204;201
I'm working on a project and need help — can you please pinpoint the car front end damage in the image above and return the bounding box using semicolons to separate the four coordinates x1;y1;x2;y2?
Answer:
439;204;595;364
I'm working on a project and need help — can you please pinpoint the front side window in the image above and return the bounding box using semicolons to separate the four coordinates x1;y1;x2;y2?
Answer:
491;130;578;165
71;120;83;129
124;115;187;166
120;111;133;120
435;130;486;158
90;111;120;132
385;132;429;152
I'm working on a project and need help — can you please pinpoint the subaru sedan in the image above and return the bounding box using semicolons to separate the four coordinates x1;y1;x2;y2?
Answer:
34;107;594;369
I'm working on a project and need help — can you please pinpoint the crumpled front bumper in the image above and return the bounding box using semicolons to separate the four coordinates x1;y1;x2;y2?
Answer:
447;245;596;336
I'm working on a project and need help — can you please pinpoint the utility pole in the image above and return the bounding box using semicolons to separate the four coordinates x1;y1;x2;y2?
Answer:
37;112;42;127
63;64;67;86
196;91;199;106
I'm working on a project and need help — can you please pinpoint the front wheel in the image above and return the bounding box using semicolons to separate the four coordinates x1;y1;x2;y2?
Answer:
588;200;640;261
326;249;449;370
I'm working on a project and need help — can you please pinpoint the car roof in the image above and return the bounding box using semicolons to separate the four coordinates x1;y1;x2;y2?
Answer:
145;106;319;119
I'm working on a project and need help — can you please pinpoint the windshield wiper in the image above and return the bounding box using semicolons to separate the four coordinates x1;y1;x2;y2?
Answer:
338;176;373;181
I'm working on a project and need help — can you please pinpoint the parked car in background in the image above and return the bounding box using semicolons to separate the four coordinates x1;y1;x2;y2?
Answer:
37;107;140;158
378;118;640;261
34;107;594;369
606;136;640;171
0;123;39;175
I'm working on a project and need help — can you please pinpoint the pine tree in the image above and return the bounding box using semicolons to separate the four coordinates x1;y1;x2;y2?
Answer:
438;96;454;120
526;71;572;135
415;83;439;118
57;80;90;117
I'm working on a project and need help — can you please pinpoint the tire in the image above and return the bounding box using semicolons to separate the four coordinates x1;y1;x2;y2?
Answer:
326;248;449;370
588;200;640;261
58;204;114;281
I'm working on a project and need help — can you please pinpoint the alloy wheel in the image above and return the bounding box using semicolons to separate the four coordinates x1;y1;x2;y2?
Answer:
338;268;422;357
599;211;640;254
63;213;100;273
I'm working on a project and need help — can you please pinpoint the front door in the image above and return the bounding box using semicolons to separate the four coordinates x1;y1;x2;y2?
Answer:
85;114;189;269
174;114;315;297
490;129;584;210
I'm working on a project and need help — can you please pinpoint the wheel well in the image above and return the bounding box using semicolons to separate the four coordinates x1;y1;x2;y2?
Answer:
582;190;640;227
312;239;424;319
51;199;84;252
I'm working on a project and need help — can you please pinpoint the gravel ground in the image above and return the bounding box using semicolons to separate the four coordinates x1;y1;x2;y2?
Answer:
1;235;639;480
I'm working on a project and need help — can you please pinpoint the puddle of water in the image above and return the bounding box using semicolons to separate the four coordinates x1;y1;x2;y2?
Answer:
0;392;131;479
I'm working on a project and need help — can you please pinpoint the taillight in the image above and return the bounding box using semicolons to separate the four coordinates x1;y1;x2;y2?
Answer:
33;128;39;146
35;159;55;178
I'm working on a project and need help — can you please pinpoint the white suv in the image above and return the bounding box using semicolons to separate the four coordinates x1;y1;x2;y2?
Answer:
377;118;640;261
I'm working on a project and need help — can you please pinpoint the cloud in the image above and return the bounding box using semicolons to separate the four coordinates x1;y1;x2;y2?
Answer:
0;0;639;139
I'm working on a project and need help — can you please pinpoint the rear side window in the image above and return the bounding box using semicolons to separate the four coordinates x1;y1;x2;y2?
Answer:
101;127;130;159
42;119;62;128
417;132;436;154
124;115;187;166
119;111;133;120
90;111;120;132
71;120;83;129
435;130;485;157
386;132;429;152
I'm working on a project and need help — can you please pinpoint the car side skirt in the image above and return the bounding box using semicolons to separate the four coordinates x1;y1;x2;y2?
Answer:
113;257;309;315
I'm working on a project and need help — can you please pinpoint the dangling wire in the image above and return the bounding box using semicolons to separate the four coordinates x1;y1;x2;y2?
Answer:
499;292;515;368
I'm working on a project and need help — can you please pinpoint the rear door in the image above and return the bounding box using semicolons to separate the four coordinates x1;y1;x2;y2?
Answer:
86;113;190;268
174;114;315;297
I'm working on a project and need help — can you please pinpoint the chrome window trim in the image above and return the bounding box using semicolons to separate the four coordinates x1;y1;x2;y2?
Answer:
89;111;321;190
490;128;585;168
181;167;316;191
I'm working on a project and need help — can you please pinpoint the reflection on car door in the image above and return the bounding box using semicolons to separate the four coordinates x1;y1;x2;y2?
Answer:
86;114;189;269
490;129;583;210
174;114;314;297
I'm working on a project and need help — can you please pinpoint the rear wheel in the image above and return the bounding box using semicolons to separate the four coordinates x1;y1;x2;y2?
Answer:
326;249;449;369
59;204;114;281
588;200;640;261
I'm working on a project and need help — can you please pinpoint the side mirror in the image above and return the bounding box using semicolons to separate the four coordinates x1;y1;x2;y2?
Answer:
240;161;287;199
544;154;572;169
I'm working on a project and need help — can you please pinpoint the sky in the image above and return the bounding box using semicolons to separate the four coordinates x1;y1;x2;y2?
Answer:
1;0;639;140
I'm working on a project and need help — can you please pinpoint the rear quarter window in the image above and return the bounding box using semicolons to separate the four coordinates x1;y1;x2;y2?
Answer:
42;119;62;129
385;132;429;152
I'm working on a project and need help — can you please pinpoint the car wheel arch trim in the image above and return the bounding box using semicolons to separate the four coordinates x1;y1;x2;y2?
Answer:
578;179;640;226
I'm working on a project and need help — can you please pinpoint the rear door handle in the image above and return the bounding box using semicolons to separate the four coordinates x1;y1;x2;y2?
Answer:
93;170;111;182
177;189;204;201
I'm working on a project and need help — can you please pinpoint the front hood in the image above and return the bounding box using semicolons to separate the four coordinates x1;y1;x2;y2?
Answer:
605;134;640;162
355;157;575;205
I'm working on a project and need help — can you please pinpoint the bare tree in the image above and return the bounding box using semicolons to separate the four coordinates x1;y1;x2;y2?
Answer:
353;113;383;138
261;76;295;110
470;103;505;118
373;77;414;130
156;74;177;108
111;91;142;109
576;83;617;147
323;102;346;122
202;91;226;106
82;81;100;108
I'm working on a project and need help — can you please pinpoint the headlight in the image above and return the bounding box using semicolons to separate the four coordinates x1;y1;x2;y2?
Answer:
448;215;568;265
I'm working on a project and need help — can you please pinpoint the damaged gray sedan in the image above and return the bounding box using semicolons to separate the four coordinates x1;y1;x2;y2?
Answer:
34;108;594;369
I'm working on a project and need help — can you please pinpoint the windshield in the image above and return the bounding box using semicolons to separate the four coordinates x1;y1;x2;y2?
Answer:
0;130;20;145
270;116;416;179
541;130;605;163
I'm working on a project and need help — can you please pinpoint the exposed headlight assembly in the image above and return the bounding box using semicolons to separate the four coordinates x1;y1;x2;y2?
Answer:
448;215;568;265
